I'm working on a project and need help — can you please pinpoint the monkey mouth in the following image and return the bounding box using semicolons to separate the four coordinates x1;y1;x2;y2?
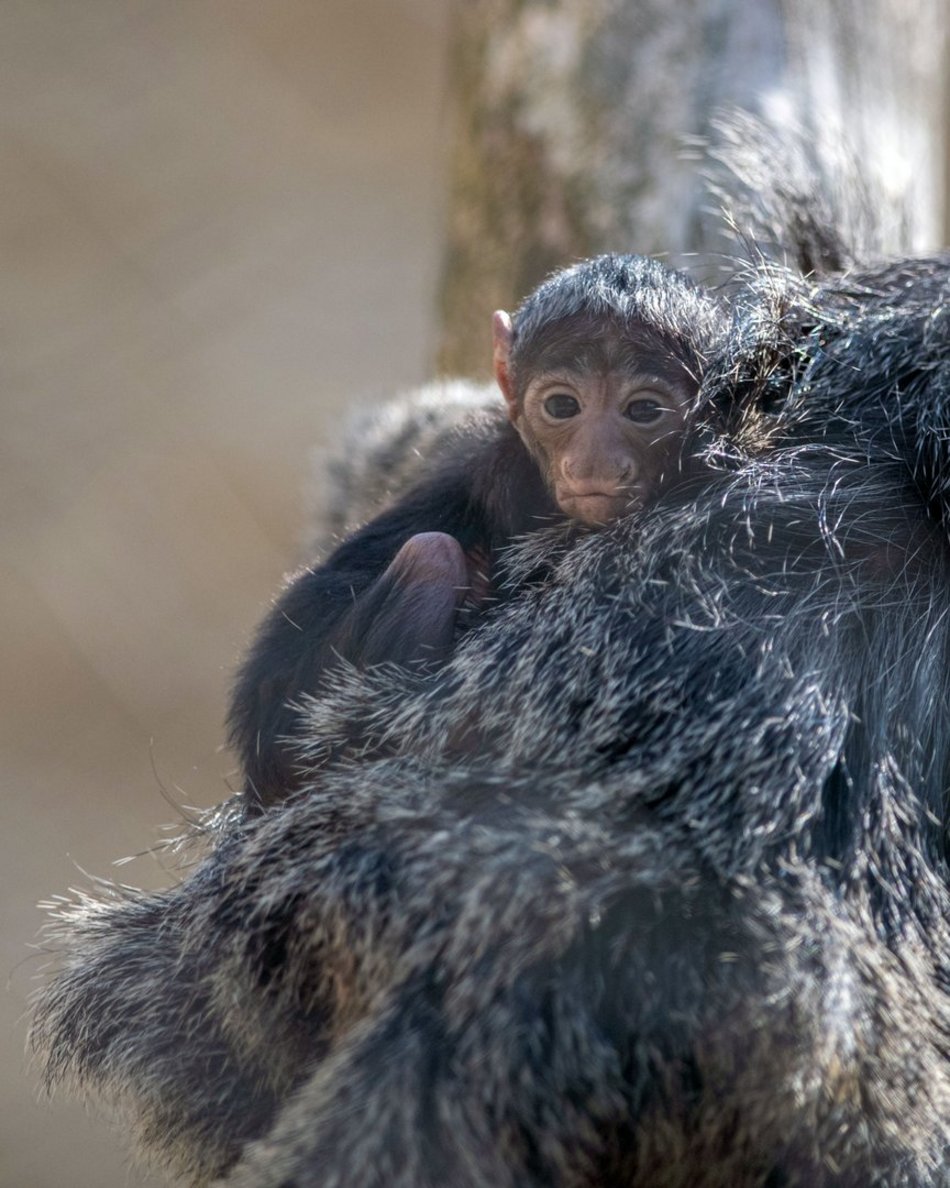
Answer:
557;489;634;526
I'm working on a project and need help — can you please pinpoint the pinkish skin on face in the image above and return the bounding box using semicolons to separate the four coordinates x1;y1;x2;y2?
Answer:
491;307;695;528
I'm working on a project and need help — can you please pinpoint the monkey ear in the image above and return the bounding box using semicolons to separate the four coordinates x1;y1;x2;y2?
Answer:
492;310;517;419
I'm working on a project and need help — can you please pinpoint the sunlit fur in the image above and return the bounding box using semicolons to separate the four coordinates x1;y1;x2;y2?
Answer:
33;203;950;1184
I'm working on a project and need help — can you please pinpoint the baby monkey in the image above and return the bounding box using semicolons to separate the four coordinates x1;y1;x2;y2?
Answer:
230;254;726;807
494;275;708;527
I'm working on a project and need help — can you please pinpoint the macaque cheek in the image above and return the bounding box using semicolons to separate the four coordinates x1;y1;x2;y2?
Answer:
519;429;560;491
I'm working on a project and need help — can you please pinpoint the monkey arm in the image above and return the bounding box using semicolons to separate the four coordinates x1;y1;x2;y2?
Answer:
229;416;558;810
228;466;494;810
335;531;470;668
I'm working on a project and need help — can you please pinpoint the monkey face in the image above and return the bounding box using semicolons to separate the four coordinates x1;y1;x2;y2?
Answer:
492;308;701;527
515;369;693;525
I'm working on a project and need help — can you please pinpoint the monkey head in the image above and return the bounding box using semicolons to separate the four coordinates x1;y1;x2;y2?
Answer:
493;308;697;526
492;254;725;527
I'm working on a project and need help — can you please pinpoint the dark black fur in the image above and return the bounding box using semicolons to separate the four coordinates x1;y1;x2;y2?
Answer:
33;185;950;1185
229;254;725;810
508;253;725;393
229;415;556;808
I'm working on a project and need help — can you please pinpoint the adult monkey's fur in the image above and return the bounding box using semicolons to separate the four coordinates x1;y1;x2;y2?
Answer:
33;134;950;1186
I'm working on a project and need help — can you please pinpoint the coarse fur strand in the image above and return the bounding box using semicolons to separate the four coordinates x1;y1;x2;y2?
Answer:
32;159;950;1183
228;251;727;812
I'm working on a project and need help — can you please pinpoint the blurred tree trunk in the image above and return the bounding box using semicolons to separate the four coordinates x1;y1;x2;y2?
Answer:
437;0;948;376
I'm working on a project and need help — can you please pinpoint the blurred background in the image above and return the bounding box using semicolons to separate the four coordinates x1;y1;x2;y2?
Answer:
2;2;947;1185
1;3;450;1184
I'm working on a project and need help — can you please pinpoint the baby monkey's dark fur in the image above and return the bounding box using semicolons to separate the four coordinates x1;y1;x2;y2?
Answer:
230;254;724;809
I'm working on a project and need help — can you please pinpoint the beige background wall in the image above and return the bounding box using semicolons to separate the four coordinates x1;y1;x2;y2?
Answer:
0;3;450;1184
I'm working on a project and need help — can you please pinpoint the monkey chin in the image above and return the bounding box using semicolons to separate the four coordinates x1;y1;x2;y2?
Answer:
557;491;636;527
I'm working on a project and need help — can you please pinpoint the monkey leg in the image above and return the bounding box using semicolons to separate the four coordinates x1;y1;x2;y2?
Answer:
348;531;470;668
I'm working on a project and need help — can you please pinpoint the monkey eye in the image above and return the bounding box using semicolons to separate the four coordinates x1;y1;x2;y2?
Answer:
543;393;581;419
623;399;665;424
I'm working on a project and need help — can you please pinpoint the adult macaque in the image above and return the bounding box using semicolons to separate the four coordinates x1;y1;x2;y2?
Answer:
229;255;726;808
